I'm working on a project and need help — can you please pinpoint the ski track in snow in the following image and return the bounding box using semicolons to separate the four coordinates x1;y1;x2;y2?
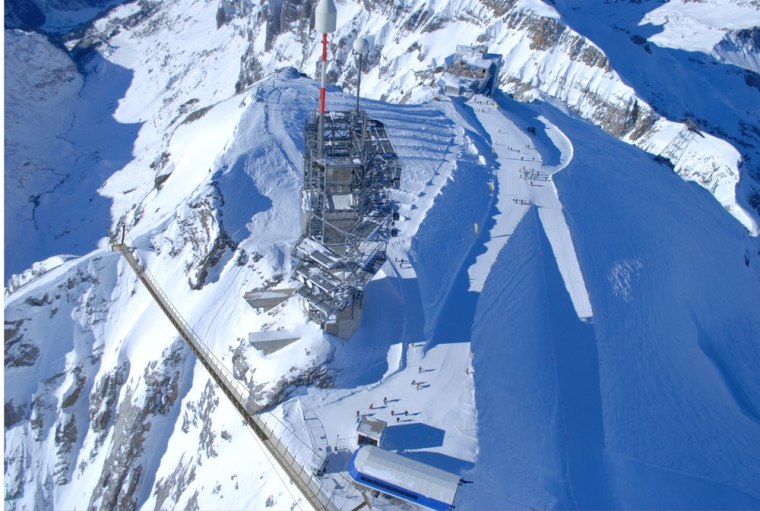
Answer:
467;94;593;320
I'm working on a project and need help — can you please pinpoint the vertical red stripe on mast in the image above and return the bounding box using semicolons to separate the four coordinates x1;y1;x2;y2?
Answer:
319;33;328;114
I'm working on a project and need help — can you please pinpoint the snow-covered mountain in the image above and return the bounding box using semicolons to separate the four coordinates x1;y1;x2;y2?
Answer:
6;0;760;281
5;0;760;509
641;0;760;73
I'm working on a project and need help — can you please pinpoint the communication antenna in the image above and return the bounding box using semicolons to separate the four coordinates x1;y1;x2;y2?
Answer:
353;36;367;113
315;0;337;159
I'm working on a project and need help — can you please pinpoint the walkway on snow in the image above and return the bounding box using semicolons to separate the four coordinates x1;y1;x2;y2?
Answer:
468;95;593;320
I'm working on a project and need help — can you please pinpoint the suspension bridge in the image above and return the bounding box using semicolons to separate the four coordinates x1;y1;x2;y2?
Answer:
111;237;369;511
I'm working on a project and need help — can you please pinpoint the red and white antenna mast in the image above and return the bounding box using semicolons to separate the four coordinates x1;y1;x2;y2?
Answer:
353;36;367;113
315;0;337;159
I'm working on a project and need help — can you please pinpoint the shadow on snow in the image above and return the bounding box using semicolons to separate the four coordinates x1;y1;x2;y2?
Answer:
5;49;142;281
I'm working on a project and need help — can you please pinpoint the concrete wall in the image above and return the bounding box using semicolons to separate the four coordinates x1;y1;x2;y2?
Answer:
325;297;363;340
244;288;294;311
249;329;300;355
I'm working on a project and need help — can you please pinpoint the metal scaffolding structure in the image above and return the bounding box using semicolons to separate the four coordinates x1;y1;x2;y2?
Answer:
294;109;401;339
659;119;703;168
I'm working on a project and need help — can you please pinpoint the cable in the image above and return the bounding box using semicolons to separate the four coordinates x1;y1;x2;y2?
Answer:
242;415;307;511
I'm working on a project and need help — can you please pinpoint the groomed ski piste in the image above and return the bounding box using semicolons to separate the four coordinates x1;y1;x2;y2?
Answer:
5;70;760;510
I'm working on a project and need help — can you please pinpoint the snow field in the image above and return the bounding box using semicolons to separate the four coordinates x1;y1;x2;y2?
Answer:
641;0;760;54
451;95;760;509
543;102;760;507
299;341;478;483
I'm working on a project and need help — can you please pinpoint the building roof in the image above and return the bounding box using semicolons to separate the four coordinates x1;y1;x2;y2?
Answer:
440;73;469;89
350;445;460;508
248;329;299;343
467;56;495;70
244;289;293;301
356;416;386;439
330;193;355;211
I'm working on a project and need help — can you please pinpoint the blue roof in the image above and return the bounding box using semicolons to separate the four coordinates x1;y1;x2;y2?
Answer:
347;445;460;511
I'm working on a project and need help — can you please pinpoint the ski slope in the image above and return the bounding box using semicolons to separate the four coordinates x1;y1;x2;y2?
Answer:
466;94;592;319
460;98;760;510
289;87;760;509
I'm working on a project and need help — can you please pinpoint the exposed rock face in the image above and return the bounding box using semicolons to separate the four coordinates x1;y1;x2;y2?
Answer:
154;378;241;509
87;343;187;510
153;454;198;511
231;338;251;381
236;32;266;93
194;382;220;461
234;0;314;91
5;339;41;368
5;256;116;507
480;0;517;17
89;362;129;445
266;362;334;408
714;26;760;74
87;388;149;511
180;187;238;290
4;399;29;429
61;366;87;409
53;413;78;484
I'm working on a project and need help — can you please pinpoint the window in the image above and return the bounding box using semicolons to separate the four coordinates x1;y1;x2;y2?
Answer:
359;475;418;501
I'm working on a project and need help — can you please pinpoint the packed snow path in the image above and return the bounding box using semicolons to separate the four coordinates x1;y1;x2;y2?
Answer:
467;95;593;320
